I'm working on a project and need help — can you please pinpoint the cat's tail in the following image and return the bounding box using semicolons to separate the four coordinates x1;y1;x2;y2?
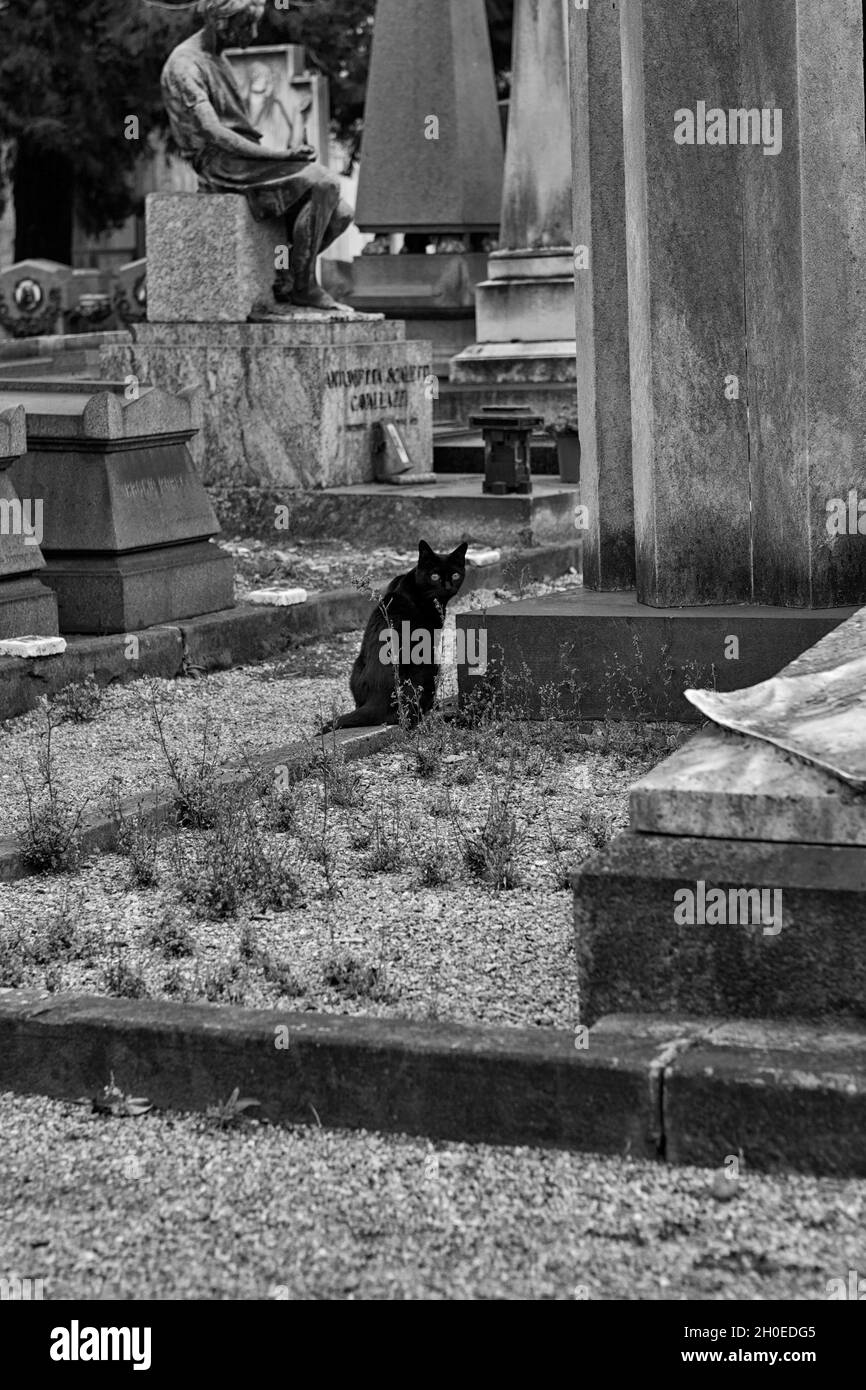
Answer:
319;705;394;735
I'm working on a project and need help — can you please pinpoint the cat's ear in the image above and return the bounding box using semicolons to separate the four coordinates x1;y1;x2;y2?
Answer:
450;542;469;563
418;539;436;562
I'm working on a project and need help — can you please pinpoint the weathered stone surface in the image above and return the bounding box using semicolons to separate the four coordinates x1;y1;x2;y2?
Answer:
146;193;285;323
573;831;866;1025
621;0;751;606
101;321;434;491
44;541;233;635
458;589;856;719
568;0;635;591
630;728;866;846
5;382;218;554
0;579;60;642
0;404;26;459
665;1023;866;1177
741;0;866;607
292;474;579;549
475;271;576;345
356;0;504;233
0;993;658;1156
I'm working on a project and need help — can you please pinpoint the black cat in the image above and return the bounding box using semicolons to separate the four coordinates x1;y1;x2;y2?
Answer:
324;540;468;730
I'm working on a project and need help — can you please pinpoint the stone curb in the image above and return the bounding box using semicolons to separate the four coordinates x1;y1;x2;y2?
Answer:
0;997;862;1173
0;542;579;721
0;724;402;884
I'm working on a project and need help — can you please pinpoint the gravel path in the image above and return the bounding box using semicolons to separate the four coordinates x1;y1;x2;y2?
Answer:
0;577;579;843
0;734;655;1028
0;1092;862;1300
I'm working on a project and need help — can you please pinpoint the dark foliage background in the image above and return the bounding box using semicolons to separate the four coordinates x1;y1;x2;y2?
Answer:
0;0;513;258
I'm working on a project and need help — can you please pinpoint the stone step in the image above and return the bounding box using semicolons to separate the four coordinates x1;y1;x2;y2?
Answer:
290;472;580;548
457;587;857;720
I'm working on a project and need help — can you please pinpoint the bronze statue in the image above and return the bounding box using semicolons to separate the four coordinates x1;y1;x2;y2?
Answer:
161;0;354;313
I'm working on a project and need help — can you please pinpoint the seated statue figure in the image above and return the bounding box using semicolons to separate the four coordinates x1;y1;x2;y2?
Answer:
161;0;355;313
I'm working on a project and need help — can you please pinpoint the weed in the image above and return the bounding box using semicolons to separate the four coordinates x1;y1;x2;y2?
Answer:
207;1087;261;1130
116;813;161;887
322;953;394;1001
52;675;103;724
320;749;364;810
364;801;403;875
263;782;301;834
579;803;613;850
459;770;522;890
260;954;305;998
415;745;440;780
44;962;64;993
148;914;194;959
162;964;189;998
19;710;86;873
0;932;28;987
203;960;247;1005
417;844;451;888
149;695;226;830
102;959;148;999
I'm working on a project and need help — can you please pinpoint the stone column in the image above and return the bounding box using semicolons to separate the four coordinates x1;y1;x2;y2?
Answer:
569;0;634;591
740;0;866;608
452;0;577;401
474;0;575;347
620;0;752;607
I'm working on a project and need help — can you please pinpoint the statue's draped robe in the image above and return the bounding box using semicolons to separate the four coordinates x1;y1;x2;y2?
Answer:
161;34;334;223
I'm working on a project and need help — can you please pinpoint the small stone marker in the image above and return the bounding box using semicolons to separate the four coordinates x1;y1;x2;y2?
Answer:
466;547;501;568
247;588;308;608
0;634;66;658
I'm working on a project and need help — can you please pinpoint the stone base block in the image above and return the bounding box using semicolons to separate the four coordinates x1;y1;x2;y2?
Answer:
574;831;866;1026
42;541;234;634
0;575;59;639
290;473;580;548
474;276;577;343
450;340;577;389
146;193;283;324
456;589;858;721
100;321;434;491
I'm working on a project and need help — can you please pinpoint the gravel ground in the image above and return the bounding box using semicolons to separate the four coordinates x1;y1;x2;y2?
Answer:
0;575;580;843
0;726;667;1028
224;537;444;601
0;1091;862;1300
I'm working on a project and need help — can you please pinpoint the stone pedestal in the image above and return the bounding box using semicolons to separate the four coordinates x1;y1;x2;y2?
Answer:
101;320;433;493
4;381;233;633
137;192;435;492
0;405;59;638
451;0;576;429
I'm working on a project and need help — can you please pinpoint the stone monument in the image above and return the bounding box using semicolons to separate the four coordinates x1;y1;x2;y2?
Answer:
348;0;505;374
450;0;577;425
4;380;233;633
103;0;433;495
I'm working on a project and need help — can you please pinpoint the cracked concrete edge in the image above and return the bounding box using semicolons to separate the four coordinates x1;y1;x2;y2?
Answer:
0;724;403;884
592;1015;866;1177
0;1000;863;1172
0;543;581;722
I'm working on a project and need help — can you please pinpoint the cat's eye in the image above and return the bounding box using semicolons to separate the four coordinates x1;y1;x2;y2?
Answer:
452;573;460;581
431;572;440;582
